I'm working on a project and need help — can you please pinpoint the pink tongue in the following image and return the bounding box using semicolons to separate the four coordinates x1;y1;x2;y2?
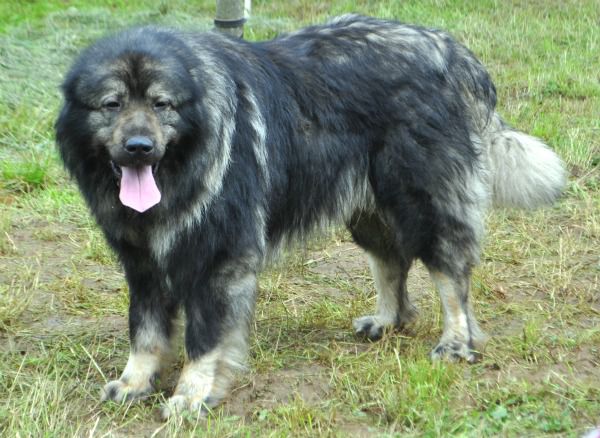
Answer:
119;166;161;213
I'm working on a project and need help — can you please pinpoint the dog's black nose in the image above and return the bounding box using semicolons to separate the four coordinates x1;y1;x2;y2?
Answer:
124;136;154;155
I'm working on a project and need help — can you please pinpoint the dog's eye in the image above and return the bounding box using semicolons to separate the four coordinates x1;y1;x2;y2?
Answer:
103;99;121;111
153;100;171;111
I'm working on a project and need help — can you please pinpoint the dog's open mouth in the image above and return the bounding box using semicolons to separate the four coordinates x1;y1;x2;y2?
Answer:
111;161;161;213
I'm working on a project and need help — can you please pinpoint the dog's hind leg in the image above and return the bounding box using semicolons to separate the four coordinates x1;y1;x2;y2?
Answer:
353;253;417;340
426;268;487;363
349;213;418;340
421;190;489;362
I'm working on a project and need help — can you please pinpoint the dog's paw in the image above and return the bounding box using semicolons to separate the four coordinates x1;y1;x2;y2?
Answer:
430;340;481;363
160;394;218;420
353;315;390;340
101;379;154;403
353;309;417;341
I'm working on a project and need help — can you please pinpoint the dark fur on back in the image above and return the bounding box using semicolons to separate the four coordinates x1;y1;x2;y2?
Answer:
56;15;564;415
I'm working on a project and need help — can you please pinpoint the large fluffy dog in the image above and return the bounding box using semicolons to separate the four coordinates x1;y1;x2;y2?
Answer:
56;15;565;416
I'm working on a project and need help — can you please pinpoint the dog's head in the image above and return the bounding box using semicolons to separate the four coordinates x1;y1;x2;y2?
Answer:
56;28;198;213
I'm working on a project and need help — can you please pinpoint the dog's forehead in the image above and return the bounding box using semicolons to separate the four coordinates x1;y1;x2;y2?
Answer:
77;60;189;103
98;76;128;95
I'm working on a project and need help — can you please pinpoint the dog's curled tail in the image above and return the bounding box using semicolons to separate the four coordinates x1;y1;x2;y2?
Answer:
484;113;567;209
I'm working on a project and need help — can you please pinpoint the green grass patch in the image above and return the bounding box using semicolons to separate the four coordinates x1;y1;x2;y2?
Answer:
1;157;51;193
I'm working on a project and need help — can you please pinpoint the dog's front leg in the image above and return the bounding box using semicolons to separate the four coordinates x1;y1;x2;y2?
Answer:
160;263;257;419
102;253;177;403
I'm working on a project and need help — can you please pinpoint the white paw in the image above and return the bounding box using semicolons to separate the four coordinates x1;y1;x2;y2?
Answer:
353;315;390;340
160;394;216;420
101;378;153;403
430;340;481;363
353;307;418;341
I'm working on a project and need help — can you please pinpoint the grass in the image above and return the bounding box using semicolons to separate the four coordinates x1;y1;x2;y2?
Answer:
0;0;599;436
